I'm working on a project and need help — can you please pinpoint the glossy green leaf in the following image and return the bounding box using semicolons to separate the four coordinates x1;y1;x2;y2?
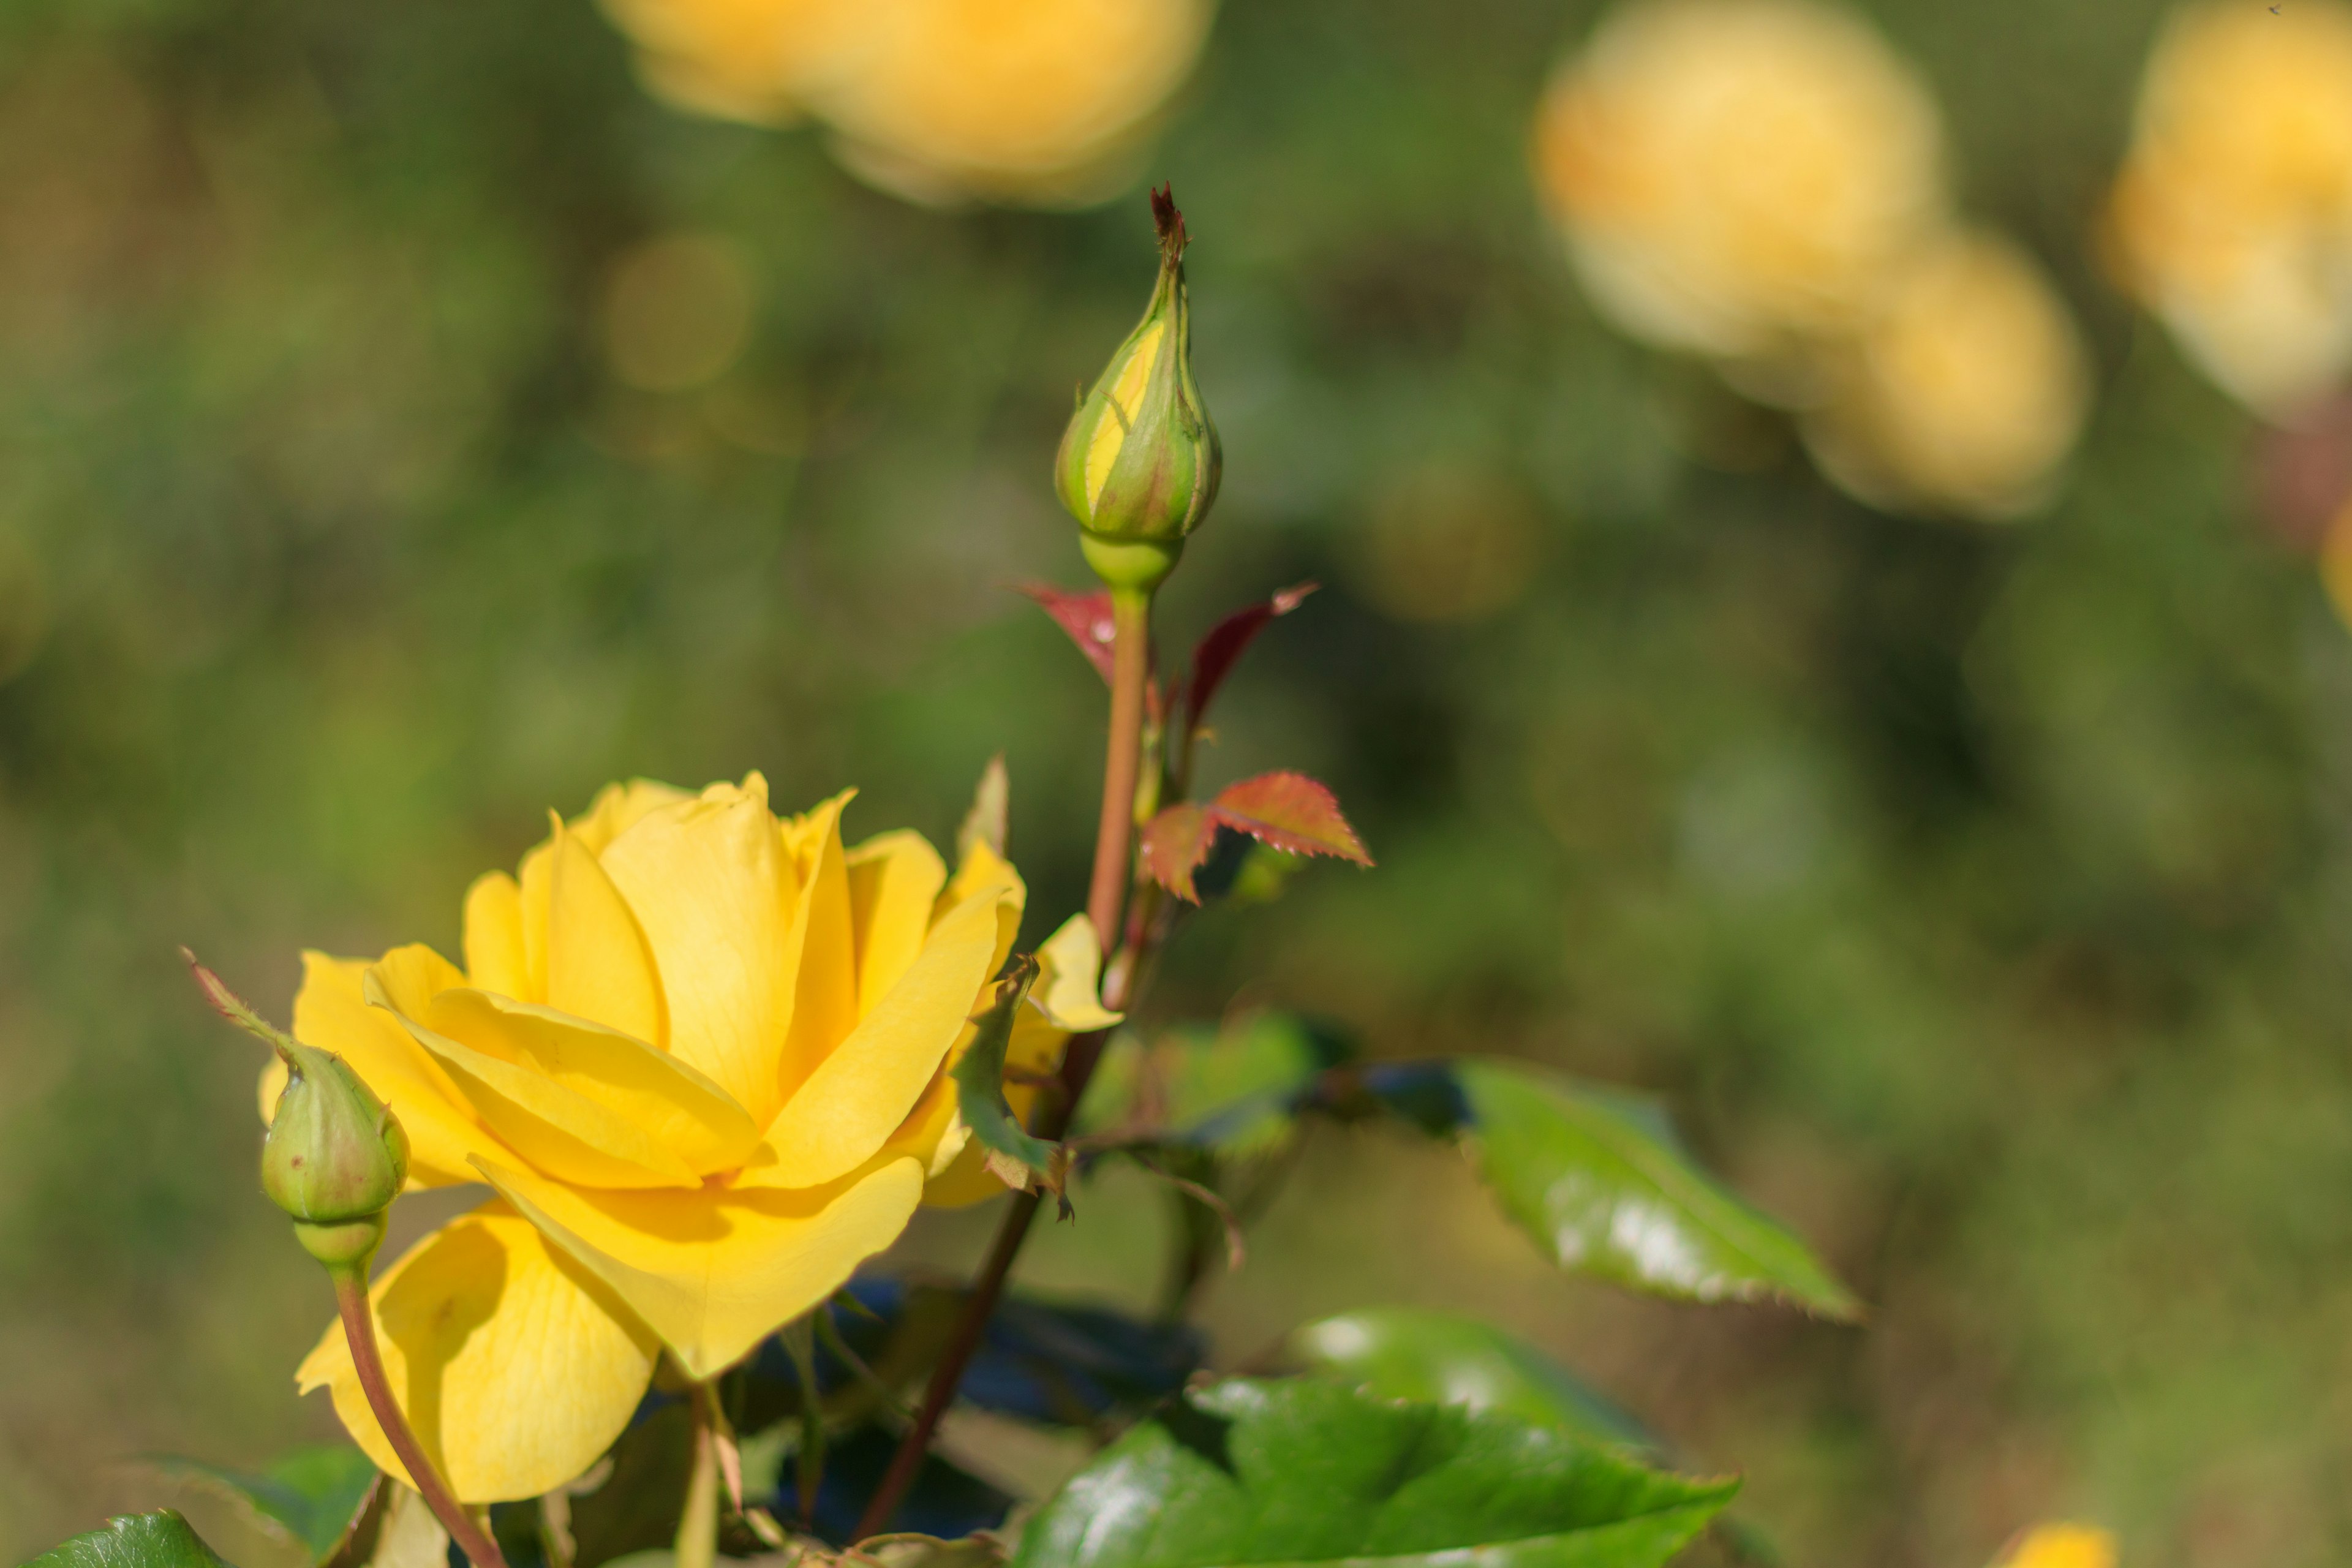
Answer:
1288;1308;1653;1450
28;1513;233;1568
1457;1061;1860;1319
1011;1378;1735;1568
149;1446;381;1560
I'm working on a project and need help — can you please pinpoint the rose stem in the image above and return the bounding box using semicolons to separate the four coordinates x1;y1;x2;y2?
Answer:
674;1381;722;1568
853;587;1156;1541
1085;587;1153;947
331;1269;511;1568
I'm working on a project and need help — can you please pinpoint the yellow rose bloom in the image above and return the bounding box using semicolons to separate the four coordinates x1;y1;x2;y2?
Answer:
804;0;1215;207
269;774;1113;1501
1532;0;1946;359
2107;1;2352;415
1992;1523;2118;1568
1800;228;2090;520
596;0;862;126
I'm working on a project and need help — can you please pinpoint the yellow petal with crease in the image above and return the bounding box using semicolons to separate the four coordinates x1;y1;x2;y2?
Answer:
847;831;948;1019
369;973;701;1189
276;951;498;1188
778;793;858;1105
370;943;469;1021
752;886;1010;1189
473;1153;924;1380
462;873;530;998
598;775;796;1126
548;826;666;1045
426;989;758;1176
296;1205;658;1502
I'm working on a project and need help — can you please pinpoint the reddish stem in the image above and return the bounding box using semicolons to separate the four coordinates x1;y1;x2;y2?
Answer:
332;1270;511;1568
1085;589;1153;954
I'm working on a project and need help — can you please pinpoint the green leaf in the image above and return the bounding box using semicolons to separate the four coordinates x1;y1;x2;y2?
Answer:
1457;1061;1860;1319
1011;1378;1735;1568
149;1446;382;1561
28;1513;233;1568
950;955;1064;1194
1287;1308;1653;1450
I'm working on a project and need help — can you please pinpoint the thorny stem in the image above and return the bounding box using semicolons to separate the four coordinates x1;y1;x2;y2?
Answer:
330;1270;510;1568
855;590;1157;1542
675;1384;722;1568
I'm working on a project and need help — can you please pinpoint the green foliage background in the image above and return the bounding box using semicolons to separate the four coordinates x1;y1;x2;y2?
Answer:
0;0;2336;1562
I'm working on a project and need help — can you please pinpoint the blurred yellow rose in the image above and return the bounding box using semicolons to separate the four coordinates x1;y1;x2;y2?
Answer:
1992;1523;2118;1568
2107;1;2352;415
1532;0;1946;359
807;0;1215;206
597;0;860;126
1801;228;2090;520
598;0;1213;207
271;775;1112;1500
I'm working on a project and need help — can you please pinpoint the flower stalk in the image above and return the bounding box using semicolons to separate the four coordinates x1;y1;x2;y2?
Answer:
855;600;1154;1541
1087;587;1153;954
331;1266;511;1568
188;951;508;1568
674;1385;723;1568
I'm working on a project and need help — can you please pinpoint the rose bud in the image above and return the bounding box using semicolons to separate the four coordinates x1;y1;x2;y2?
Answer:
1055;185;1221;595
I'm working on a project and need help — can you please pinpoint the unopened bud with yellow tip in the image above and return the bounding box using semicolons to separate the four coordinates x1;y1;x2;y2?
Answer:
186;951;409;1273
1056;186;1221;596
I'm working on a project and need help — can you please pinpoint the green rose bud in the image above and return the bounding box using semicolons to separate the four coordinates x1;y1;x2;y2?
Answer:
1055;186;1221;596
260;1041;408;1227
187;951;408;1272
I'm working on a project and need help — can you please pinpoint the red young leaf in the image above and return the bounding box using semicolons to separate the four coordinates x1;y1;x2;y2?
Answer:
1184;582;1317;735
1207;772;1372;867
1016;582;1118;685
1143;803;1221;902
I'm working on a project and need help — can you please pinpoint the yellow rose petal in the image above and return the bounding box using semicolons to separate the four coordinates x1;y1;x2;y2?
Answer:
518;834;557;1005
296;1205;658;1503
846;829;948;1019
937;837;1025;977
473;1153;924;1380
755;884;1011;1189
427;989;760;1177
547;825;666;1046
778;792;859;1106
598;775;797;1125
281;952;499;1188
1031;912;1120;1032
370;972;702;1190
461;872;530;999
569;778;693;854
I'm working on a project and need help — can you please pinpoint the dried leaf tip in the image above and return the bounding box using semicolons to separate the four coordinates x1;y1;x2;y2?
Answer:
183;946;298;1066
1152;184;1188;260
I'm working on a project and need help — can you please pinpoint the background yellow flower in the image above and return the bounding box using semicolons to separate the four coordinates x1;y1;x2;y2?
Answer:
2107;0;2352;417
1531;0;2090;522
265;775;1096;1501
1532;0;1946;360
1800;228;2091;521
1993;1523;2118;1568
597;0;1214;206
